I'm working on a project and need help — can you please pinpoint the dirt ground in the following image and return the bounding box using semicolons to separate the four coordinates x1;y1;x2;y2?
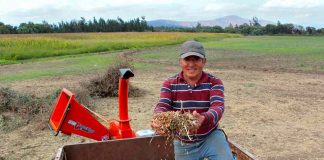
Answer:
0;50;324;160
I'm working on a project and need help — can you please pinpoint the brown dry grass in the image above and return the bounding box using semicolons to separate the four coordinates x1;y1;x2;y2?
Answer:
0;48;323;160
152;111;198;141
0;86;94;133
84;61;144;98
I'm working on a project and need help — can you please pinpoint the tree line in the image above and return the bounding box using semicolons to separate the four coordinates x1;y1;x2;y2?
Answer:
154;17;324;35
0;17;153;34
1;17;323;35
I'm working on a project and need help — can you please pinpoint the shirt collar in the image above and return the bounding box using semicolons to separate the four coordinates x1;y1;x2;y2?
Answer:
178;71;208;85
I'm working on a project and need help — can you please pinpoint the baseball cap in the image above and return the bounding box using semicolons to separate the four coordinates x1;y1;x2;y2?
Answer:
180;40;205;59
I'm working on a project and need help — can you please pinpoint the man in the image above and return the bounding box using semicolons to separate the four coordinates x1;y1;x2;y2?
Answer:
152;40;233;160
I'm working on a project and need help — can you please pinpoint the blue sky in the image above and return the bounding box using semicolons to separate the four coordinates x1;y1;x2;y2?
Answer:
1;0;324;28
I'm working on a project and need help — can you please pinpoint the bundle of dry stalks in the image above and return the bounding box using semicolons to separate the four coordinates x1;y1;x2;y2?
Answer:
152;111;198;140
85;61;144;98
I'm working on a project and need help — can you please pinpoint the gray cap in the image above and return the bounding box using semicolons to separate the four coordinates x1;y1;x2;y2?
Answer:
180;40;205;59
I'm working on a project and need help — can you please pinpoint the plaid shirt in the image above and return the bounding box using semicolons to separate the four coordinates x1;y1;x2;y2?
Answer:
154;71;225;142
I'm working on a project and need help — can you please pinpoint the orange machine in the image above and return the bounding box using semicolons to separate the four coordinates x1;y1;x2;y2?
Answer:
48;69;136;141
49;69;256;160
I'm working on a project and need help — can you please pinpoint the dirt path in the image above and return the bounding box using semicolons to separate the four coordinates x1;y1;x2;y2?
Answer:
1;52;324;159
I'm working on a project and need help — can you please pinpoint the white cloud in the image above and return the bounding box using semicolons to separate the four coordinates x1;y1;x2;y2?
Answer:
262;0;324;9
97;0;175;6
0;0;176;23
204;3;247;12
293;14;311;19
0;0;175;14
257;0;324;27
0;0;177;11
0;0;67;11
0;0;323;27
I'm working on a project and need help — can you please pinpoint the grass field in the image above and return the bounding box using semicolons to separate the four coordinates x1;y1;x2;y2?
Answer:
136;36;324;71
1;33;324;160
204;36;324;59
1;33;323;82
137;36;324;61
0;32;238;64
0;32;239;82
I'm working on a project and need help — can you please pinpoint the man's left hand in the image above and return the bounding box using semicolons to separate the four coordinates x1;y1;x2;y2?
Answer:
190;111;205;133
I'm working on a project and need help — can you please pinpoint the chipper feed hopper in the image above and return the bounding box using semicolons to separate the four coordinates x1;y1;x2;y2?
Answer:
49;69;256;160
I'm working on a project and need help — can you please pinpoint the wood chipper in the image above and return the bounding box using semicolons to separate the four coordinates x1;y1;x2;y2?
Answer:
49;69;256;160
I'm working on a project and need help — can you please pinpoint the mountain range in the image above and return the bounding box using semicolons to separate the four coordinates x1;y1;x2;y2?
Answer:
148;15;274;28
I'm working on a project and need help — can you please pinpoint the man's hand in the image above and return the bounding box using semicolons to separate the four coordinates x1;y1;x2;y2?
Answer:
190;111;205;133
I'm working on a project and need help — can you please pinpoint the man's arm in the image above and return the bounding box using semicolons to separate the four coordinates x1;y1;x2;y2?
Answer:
152;79;174;134
153;80;173;113
201;79;225;127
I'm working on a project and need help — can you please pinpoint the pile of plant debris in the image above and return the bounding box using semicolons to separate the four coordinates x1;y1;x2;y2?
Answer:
84;61;144;98
0;87;93;133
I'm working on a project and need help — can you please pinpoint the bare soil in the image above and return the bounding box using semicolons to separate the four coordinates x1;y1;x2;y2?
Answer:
0;49;323;160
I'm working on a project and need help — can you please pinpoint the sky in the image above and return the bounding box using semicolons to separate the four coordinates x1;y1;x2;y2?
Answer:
1;0;324;28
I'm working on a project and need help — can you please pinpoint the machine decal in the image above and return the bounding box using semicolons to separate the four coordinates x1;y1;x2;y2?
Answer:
68;120;94;133
101;135;109;141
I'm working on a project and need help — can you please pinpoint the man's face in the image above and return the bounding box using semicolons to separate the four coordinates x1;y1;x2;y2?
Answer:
179;56;206;80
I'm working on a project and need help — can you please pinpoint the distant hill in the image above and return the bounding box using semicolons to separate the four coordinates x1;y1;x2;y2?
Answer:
148;15;274;28
148;19;200;28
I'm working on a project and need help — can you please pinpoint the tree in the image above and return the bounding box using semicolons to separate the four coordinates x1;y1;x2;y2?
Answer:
224;23;236;33
79;17;87;32
238;23;252;35
39;21;53;33
0;22;16;34
250;17;261;26
282;23;294;34
292;25;304;35
196;23;202;29
117;17;125;31
317;28;324;34
140;16;149;31
264;24;277;34
17;22;37;33
306;26;316;35
98;18;106;32
250;26;263;35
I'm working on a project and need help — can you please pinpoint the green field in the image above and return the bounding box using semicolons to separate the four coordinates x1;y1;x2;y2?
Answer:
135;35;324;73
137;36;324;61
0;33;323;82
204;36;324;59
0;32;238;64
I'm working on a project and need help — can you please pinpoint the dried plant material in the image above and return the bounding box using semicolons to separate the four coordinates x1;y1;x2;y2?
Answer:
84;61;144;98
0;87;61;132
151;111;198;141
